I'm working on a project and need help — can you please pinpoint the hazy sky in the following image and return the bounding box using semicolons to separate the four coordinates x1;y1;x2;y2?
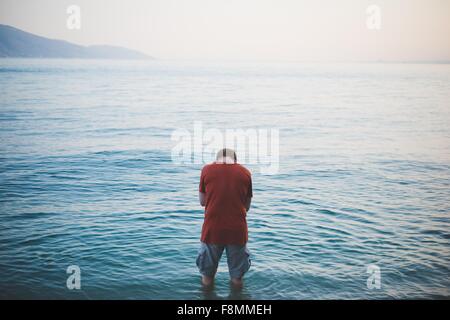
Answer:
0;0;449;61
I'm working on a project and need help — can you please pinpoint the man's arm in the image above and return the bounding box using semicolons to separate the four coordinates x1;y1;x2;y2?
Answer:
199;192;206;207
246;174;253;212
245;196;251;212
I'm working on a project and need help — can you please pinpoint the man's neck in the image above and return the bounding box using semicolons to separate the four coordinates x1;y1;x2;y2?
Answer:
216;156;235;164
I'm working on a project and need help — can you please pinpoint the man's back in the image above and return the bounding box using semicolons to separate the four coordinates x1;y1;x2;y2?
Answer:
199;162;252;245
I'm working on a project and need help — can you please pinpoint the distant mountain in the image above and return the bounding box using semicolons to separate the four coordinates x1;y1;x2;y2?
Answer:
0;24;151;59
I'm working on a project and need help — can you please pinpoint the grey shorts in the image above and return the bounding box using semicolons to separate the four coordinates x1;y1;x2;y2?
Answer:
196;242;251;279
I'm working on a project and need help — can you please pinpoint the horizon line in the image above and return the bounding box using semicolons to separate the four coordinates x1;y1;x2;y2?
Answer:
1;23;449;64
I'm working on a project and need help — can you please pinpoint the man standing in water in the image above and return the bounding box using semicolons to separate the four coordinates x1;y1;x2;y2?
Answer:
197;148;253;288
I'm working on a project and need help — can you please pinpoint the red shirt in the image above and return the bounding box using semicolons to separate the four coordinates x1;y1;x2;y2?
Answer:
199;162;253;245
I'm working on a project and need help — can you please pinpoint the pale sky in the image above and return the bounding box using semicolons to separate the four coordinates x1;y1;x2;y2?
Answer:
0;0;449;61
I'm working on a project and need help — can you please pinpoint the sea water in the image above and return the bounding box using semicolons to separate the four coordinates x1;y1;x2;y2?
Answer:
0;59;449;299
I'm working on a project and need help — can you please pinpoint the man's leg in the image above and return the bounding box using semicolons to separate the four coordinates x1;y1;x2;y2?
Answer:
230;277;243;288
225;245;251;287
202;275;214;286
196;242;224;287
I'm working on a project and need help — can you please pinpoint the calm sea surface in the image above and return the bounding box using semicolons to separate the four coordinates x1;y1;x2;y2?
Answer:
0;59;449;299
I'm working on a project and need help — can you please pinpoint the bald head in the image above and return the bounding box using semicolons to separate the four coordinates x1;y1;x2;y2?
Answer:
216;148;237;163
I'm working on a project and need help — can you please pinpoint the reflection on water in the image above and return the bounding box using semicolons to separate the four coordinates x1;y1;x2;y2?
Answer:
0;59;449;299
199;279;253;300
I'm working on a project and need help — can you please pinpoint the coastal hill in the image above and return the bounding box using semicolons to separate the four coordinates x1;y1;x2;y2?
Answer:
0;24;151;59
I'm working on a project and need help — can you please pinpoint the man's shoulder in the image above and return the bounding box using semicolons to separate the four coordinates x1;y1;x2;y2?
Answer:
201;162;215;170
201;162;217;175
235;164;252;177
